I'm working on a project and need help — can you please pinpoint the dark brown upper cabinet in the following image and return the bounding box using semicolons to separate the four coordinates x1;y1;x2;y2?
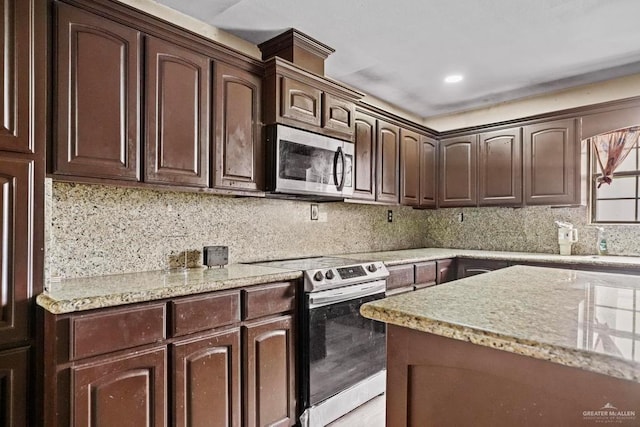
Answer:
54;3;141;181
439;135;477;207
263;58;361;141
353;111;376;200
0;0;36;154
377;120;400;204
322;93;355;136
419;135;438;208
214;62;263;191
0;156;33;344
478;128;522;206
400;128;420;206
523;118;579;205
280;76;322;127
145;36;210;187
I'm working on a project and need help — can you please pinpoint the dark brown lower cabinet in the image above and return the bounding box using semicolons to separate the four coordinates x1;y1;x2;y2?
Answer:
0;346;29;427
436;259;457;284
172;328;241;427
72;346;167;427
244;315;296;427
457;258;510;278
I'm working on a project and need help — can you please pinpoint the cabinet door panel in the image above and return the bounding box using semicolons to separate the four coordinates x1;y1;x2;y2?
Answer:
280;77;321;127
419;136;437;208
0;0;33;153
173;328;240;427
72;346;167;427
145;37;209;187
376;120;400;204
0;346;28;427
322;93;355;137
400;128;420;206
0;157;32;344
523;119;578;205
214;62;262;190
244;315;296;427
352;112;376;200
478;128;522;206
439;136;477;207
55;3;140;180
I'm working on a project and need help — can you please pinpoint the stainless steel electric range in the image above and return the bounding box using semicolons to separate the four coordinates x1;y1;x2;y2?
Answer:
255;256;389;427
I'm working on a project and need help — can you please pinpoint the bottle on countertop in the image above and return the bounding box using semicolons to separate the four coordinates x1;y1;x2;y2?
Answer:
596;227;608;255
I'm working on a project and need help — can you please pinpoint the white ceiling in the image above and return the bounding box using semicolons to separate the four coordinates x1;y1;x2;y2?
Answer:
155;0;640;118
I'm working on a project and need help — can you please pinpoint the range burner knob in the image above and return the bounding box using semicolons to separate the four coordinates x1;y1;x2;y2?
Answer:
325;270;335;280
367;264;378;273
313;271;324;281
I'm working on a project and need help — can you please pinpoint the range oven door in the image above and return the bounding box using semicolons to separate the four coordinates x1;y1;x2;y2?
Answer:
267;124;354;198
302;280;386;408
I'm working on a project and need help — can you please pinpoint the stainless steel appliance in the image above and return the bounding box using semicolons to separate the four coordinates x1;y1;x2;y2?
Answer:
255;257;388;427
266;125;354;199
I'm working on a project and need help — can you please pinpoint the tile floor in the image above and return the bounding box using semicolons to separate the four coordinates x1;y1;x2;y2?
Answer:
327;394;385;427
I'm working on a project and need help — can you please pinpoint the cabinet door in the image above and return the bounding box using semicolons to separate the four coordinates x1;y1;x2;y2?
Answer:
0;157;32;344
54;3;140;180
72;346;167;427
456;259;510;278
478;128;522;206
322;93;355;138
376;120;400;204
436;259;457;285
214;62;263;191
145;37;210;187
173;328;240;427
419;136;438;208
439;135;477;207
352;112;376;200
0;346;28;427
400;128;420;206
523;118;578;205
0;0;35;153
280;77;321;127
244;315;296;427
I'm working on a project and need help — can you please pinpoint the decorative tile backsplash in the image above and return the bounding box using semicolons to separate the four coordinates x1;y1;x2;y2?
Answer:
47;182;429;278
422;205;640;257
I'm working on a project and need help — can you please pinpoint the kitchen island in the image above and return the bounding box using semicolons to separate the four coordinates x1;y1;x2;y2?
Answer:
361;265;640;426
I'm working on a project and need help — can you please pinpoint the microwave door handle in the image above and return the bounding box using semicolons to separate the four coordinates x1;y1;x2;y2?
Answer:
333;147;346;191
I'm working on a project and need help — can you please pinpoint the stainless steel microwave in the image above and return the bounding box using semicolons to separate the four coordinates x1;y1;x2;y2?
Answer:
266;125;354;199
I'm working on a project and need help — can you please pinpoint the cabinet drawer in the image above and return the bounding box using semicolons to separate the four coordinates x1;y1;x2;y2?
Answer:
170;291;240;337
436;259;457;285
414;261;436;285
242;282;296;320
70;303;166;360
387;264;415;291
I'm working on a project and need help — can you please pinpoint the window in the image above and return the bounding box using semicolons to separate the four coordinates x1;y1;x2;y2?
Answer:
591;130;640;224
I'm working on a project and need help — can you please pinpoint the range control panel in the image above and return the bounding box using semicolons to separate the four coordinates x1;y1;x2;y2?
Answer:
304;262;388;292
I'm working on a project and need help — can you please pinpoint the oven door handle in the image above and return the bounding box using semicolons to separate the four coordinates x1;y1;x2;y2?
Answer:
308;280;386;308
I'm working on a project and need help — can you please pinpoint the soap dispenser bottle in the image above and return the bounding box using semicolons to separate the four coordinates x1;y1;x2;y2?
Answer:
596;227;608;255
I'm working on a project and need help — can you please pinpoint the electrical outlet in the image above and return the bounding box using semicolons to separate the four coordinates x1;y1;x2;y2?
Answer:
387;210;393;223
457;212;464;222
310;204;319;221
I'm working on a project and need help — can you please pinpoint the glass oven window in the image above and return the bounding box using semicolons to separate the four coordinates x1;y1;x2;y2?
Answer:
307;292;386;405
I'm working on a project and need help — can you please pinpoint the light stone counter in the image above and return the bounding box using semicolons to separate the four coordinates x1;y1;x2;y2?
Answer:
37;264;302;314
361;265;640;383
336;247;640;269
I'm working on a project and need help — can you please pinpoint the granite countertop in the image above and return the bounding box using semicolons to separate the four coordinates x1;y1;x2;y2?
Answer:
361;265;640;383
336;247;640;268
37;264;302;314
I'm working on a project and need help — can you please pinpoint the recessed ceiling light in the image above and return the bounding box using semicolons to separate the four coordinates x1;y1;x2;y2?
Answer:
444;74;463;83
